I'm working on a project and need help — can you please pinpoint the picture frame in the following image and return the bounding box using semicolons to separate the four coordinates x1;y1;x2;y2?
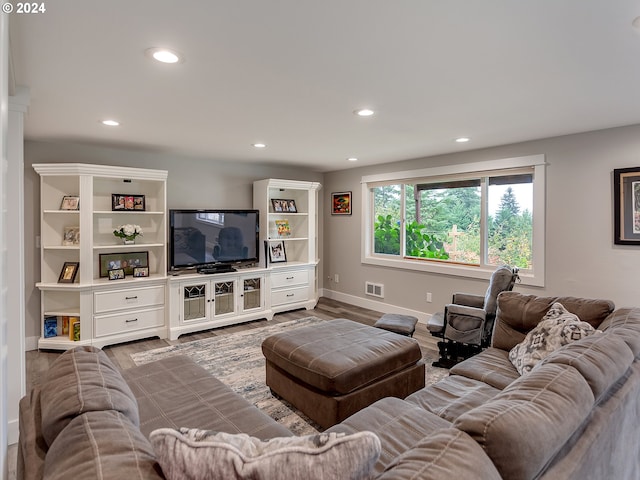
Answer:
613;167;640;245
60;195;80;210
133;266;149;278
331;191;352;215
271;198;297;213
58;261;79;283
112;194;146;211
62;226;80;246
268;240;287;263
108;268;126;280
99;251;149;277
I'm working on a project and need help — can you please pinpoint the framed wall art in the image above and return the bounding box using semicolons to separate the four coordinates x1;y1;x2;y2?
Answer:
613;167;640;245
331;191;352;215
99;251;149;277
112;194;146;211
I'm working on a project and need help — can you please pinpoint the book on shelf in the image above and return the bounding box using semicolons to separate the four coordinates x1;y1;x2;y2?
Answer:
69;317;80;341
61;316;70;336
44;316;58;338
275;219;291;237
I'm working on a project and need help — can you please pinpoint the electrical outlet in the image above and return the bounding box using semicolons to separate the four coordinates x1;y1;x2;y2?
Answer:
334;274;340;283
426;292;432;303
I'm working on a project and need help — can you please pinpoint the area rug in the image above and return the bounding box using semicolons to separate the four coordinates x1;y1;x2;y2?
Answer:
130;317;449;435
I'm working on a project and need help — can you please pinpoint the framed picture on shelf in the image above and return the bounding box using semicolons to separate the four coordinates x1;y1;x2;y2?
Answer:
271;198;297;213
62;226;80;246
268;240;287;263
99;251;149;277
275;219;291;237
60;195;80;210
613;167;640;245
331;191;352;215
58;261;79;283
133;266;149;277
108;268;126;280
112;194;146;211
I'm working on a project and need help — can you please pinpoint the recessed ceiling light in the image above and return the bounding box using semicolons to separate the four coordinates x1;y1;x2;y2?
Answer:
101;119;120;127
455;137;470;143
252;143;267;148
347;157;358;162
354;108;375;117
145;47;184;64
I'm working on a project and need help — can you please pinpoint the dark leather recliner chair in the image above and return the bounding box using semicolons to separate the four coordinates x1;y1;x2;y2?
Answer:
428;265;519;368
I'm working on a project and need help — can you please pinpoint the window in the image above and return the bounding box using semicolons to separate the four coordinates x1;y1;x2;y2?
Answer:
363;155;545;286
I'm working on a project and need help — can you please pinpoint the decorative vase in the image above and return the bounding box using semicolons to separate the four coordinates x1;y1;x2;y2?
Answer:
123;238;135;245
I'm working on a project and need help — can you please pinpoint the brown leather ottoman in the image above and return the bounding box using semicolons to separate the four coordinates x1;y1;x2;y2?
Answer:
261;318;425;429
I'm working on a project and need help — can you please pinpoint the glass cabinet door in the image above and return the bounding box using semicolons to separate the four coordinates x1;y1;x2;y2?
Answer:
242;277;262;311
214;280;236;316
182;283;208;322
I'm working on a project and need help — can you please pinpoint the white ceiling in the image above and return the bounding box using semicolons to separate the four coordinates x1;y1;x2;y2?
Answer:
9;1;640;172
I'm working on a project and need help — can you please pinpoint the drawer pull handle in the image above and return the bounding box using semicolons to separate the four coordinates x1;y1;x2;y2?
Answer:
125;296;138;300
286;293;295;297
286;276;294;280
125;318;138;323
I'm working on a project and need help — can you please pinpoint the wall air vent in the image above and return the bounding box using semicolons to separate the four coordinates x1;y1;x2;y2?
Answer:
365;282;384;298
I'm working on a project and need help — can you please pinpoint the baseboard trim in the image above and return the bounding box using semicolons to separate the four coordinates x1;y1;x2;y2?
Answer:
25;335;39;352
321;289;435;324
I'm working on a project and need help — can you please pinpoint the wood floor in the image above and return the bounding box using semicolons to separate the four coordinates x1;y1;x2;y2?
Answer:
25;297;440;389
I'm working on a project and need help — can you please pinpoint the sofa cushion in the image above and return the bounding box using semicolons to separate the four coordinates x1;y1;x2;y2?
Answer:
43;410;162;480
122;354;292;440
326;397;452;474
454;363;595;480
540;331;634;401
376;428;502;480
406;375;501;423
150;428;380;480
40;346;139;447
492;292;614;351
508;302;597;375
449;347;520;390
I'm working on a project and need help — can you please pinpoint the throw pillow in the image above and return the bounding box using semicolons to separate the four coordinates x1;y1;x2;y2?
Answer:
150;428;381;480
509;302;597;375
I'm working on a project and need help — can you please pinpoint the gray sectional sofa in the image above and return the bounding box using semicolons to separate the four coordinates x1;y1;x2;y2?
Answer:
17;292;640;479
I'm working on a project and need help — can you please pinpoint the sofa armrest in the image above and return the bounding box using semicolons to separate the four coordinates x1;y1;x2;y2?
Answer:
451;293;485;308
446;304;486;320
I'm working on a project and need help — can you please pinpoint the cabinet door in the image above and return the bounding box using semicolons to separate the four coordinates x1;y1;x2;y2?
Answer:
181;282;209;323
241;276;263;312
213;279;236;317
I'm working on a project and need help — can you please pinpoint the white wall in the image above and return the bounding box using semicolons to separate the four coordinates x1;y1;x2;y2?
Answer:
322;125;640;318
23;140;324;345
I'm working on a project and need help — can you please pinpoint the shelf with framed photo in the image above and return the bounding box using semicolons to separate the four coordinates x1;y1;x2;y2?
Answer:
34;163;169;350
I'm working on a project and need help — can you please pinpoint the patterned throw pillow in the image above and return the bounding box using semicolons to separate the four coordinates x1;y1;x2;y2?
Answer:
150;428;381;480
509;302;597;375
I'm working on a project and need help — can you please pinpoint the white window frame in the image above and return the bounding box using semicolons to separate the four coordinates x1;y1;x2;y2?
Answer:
361;154;546;287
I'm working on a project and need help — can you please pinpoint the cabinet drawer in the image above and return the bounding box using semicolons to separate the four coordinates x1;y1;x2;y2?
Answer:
272;286;309;306
271;270;308;288
94;285;165;314
94;307;164;337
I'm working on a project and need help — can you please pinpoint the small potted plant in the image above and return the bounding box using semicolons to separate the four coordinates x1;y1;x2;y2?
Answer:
113;224;143;244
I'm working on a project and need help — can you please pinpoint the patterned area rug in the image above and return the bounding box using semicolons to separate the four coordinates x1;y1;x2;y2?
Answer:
130;317;449;436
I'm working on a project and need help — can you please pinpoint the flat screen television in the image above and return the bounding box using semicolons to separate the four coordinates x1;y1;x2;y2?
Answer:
169;209;259;273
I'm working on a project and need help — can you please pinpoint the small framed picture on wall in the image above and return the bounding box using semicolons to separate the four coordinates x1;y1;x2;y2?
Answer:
331;191;352;215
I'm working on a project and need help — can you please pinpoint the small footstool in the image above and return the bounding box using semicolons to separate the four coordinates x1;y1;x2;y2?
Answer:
261;318;425;429
374;313;419;337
